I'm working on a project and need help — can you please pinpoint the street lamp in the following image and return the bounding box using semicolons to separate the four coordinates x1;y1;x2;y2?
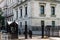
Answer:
41;21;44;38
25;21;27;39
5;0;8;32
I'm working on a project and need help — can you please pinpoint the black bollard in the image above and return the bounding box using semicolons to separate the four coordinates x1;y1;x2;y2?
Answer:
25;25;27;39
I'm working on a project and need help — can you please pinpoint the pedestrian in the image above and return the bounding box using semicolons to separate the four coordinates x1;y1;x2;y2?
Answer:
28;30;32;39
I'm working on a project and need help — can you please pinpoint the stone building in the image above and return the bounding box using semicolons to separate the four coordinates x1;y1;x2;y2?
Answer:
3;0;60;34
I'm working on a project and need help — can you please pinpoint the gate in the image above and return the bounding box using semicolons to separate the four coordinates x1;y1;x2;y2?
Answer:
45;25;60;37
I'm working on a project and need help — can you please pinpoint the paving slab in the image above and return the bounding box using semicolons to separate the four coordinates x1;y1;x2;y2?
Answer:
25;39;49;40
49;37;60;40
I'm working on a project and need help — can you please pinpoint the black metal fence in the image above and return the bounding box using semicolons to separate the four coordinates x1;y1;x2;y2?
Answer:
32;26;60;37
45;26;60;37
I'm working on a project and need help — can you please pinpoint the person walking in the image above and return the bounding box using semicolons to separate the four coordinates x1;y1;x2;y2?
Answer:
28;30;32;39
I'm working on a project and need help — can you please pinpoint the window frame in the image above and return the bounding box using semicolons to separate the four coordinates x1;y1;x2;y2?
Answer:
15;9;18;19
39;3;46;17
51;6;55;15
25;6;27;17
52;21;55;27
40;5;45;14
20;8;22;18
20;22;22;27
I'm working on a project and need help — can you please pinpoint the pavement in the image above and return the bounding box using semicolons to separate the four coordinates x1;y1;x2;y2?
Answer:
18;35;60;40
1;34;60;40
18;35;49;40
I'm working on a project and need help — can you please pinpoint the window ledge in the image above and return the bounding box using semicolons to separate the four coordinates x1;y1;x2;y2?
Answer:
40;14;46;17
51;15;56;17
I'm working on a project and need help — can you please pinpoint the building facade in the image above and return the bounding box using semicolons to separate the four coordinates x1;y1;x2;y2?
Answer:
3;0;60;34
3;0;16;21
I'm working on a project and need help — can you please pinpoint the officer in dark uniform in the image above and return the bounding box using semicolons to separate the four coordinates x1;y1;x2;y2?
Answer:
28;30;32;39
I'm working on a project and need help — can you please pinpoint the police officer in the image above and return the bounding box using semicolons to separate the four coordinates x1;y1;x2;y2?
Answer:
28;30;32;39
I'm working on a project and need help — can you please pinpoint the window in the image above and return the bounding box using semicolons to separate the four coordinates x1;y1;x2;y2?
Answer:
51;7;55;15
52;21;55;27
20;9;22;17
25;21;27;25
25;7;27;17
12;9;13;14
16;9;18;19
41;20;44;26
40;5;44;14
20;22;22;27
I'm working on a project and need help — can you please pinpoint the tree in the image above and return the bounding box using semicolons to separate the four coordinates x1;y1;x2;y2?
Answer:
0;8;5;30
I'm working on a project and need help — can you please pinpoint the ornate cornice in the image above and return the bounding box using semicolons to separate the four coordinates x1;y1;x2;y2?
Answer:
13;0;28;8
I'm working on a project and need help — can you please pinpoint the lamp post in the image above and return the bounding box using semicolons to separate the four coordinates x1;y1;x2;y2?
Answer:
25;21;27;39
5;0;8;31
41;21;44;38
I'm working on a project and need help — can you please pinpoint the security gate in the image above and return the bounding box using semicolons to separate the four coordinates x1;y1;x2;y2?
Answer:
45;26;60;37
